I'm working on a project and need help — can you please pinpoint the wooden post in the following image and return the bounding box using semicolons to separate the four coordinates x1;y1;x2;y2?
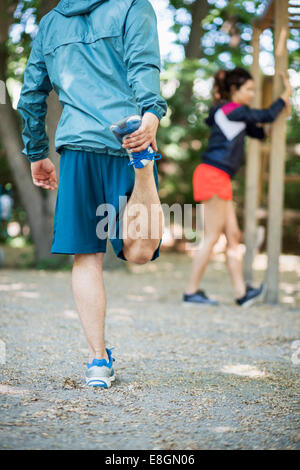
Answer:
265;0;289;304
258;77;273;206
243;26;262;281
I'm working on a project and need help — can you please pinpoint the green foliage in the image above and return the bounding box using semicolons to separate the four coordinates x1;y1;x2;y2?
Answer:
36;255;72;271
2;0;299;261
158;60;214;204
285;155;300;211
158;0;300;212
286;108;300;144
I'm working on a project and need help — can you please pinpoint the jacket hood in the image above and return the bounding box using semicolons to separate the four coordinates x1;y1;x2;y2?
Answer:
54;0;107;16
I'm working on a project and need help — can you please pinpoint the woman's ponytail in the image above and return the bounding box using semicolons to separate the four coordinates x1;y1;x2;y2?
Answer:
213;70;230;103
212;67;253;104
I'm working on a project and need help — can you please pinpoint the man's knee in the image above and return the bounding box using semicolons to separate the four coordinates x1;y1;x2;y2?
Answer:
124;242;158;265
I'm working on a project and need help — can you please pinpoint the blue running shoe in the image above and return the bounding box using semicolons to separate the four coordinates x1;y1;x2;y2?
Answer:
110;115;161;169
183;289;219;306
236;282;265;307
85;347;115;388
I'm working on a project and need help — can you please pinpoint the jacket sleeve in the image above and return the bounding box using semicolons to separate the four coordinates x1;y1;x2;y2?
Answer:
227;97;286;124
246;123;265;140
17;23;53;163
123;0;167;121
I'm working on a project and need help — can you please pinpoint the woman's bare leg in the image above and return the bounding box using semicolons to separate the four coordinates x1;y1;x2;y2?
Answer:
224;201;246;299
185;195;228;294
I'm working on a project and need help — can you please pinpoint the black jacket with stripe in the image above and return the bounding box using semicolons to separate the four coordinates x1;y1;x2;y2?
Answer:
201;97;286;178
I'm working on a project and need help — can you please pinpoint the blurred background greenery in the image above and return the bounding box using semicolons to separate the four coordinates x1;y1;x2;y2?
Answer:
0;0;299;268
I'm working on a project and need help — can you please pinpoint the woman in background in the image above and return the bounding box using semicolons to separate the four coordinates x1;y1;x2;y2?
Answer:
183;68;291;307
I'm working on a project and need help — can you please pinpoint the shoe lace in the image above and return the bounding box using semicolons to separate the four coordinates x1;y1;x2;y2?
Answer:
128;148;162;166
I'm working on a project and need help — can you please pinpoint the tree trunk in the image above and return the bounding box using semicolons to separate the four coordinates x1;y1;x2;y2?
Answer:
37;0;59;21
0;76;54;260
171;0;209;126
46;90;62;214
185;0;209;59
0;0;59;261
265;0;289;304
38;1;62;244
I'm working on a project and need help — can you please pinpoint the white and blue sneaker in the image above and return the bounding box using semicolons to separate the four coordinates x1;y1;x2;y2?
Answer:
183;289;219;306
85;347;115;388
110;114;161;169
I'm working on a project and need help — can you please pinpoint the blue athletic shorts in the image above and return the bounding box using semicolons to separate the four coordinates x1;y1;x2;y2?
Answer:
51;148;162;261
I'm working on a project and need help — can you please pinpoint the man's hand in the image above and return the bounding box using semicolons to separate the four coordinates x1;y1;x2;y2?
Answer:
122;112;159;153
31;158;58;190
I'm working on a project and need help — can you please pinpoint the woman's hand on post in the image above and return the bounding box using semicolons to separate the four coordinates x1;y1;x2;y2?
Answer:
280;72;292;116
122;112;159;153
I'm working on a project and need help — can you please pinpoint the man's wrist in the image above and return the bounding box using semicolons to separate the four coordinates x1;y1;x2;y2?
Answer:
27;154;49;163
143;108;162;122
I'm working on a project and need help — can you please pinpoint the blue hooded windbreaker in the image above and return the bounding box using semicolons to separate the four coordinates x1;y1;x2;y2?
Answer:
17;0;168;162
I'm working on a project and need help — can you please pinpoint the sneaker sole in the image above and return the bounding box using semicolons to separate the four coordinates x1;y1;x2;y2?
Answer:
86;374;115;389
182;301;219;307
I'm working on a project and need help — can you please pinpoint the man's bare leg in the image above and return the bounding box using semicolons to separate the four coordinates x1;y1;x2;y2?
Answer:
120;113;164;263
122;160;164;264
71;161;164;364
72;252;108;362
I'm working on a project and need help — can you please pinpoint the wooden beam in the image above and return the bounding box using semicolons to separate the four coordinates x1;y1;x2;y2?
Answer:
254;0;274;30
265;0;289;304
254;0;300;30
243;26;262;282
263;173;300;183
257;78;273;207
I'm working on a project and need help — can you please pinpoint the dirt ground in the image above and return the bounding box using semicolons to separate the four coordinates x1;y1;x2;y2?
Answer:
0;251;299;450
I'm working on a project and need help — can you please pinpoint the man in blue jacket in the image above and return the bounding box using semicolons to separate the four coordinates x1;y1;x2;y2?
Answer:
17;0;167;388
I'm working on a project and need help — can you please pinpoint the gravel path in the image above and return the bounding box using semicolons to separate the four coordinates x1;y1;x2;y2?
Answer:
0;252;299;450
